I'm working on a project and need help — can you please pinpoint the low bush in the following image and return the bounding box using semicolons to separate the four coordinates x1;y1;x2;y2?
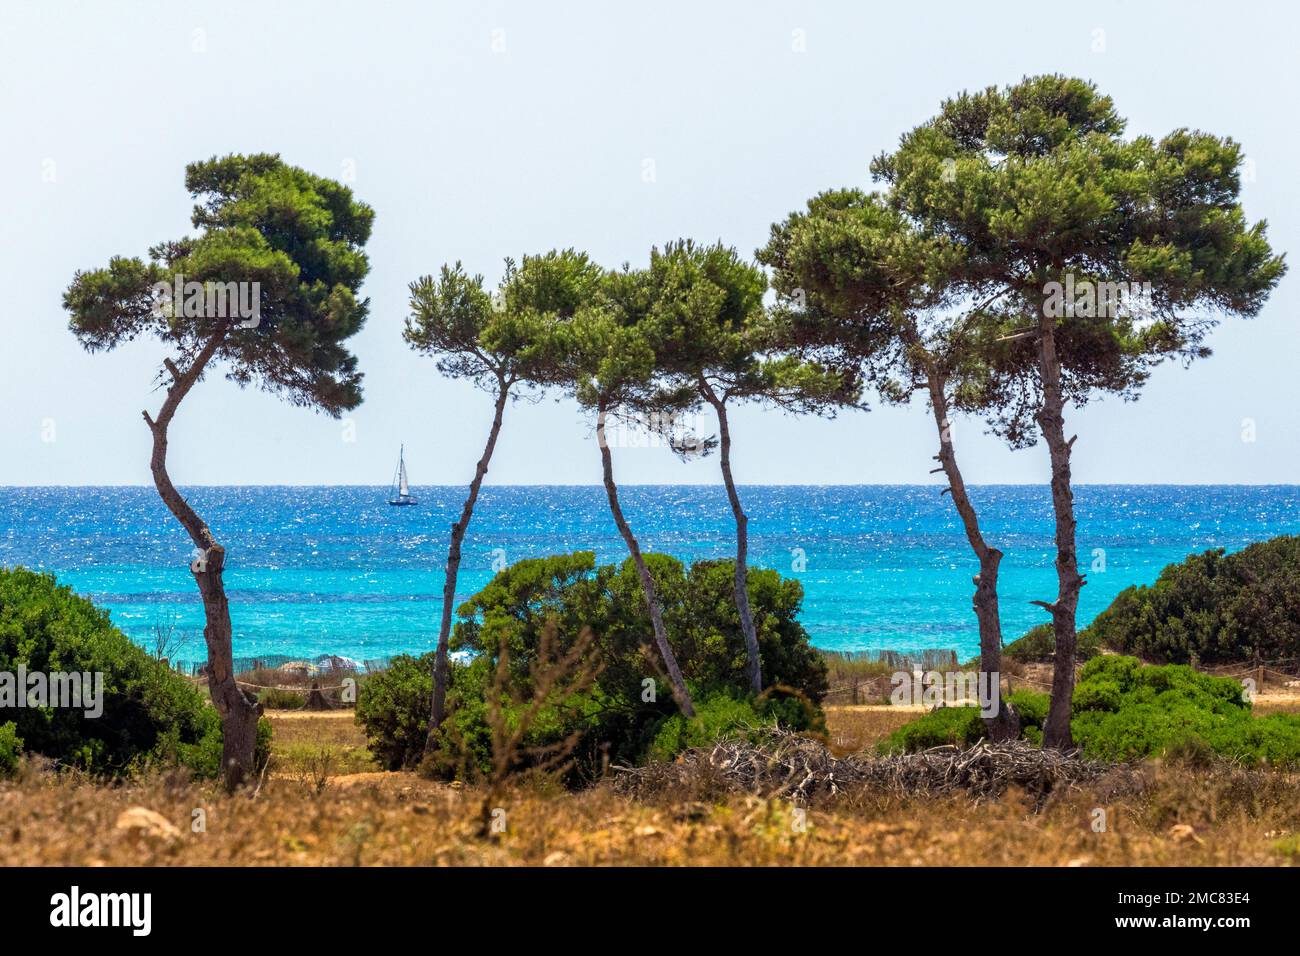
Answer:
357;552;829;776
1008;537;1300;666
644;685;826;764
886;655;1300;766
354;651;436;771
643;692;761;765
882;690;1048;753
0;721;21;777
1086;536;1300;665
161;712;273;780
0;567;243;777
1004;622;1103;664
1007;535;1300;668
1070;655;1300;765
256;686;306;710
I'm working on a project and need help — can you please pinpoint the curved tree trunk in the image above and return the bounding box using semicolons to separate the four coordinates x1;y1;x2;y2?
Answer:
925;371;1018;741
1034;315;1084;750
425;377;511;753
698;379;761;694
142;332;262;790
596;406;695;717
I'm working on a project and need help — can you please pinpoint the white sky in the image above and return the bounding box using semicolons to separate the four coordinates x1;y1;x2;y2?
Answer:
1;0;1295;486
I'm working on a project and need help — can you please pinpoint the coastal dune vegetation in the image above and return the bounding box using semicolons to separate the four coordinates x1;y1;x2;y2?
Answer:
4;73;1295;864
392;73;1283;769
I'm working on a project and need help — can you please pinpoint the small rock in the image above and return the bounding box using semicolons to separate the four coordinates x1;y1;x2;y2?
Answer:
115;807;181;841
543;851;570;867
1168;824;1202;844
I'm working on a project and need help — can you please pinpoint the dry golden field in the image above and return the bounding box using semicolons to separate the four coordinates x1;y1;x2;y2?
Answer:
3;703;1299;866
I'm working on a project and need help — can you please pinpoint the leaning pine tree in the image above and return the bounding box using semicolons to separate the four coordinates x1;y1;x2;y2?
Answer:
872;75;1286;747
643;239;858;694
405;250;603;751
531;269;696;716
759;188;1035;740
63;153;374;786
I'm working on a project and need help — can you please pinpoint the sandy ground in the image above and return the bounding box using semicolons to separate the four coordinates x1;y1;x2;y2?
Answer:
264;709;356;720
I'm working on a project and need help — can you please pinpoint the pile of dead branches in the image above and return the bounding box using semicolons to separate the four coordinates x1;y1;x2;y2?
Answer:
614;729;1133;806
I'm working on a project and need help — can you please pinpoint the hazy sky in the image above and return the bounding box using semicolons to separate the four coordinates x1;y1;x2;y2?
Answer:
1;0;1295;486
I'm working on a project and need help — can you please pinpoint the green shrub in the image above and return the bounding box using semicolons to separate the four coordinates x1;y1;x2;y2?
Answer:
1007;688;1049;729
0;721;21;777
156;712;272;779
673;560;830;701
1070;655;1300;765
1086;535;1300;665
0;567;230;776
1005;622;1103;663
354;651;436;771
451;551;828;704
881;689;1049;753
883;703;984;751
255;686;305;710
358;552;829;776
885;655;1300;766
644;684;829;765
757;684;828;737
355;645;590;777
1005;623;1052;663
1012;537;1300;665
645;691;765;763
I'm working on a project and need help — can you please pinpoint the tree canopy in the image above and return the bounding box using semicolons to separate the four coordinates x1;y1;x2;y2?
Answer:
406;249;605;391
870;74;1285;407
64;153;375;415
759;187;1039;439
644;239;859;417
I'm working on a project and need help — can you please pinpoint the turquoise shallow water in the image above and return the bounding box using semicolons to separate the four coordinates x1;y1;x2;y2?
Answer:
1;485;1297;666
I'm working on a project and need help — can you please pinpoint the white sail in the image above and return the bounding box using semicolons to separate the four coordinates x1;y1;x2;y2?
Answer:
398;457;410;497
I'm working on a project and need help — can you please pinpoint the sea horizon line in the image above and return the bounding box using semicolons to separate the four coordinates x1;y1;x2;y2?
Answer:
3;482;1300;490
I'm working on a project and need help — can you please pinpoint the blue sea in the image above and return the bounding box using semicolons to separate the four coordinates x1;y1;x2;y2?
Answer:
1;485;1297;667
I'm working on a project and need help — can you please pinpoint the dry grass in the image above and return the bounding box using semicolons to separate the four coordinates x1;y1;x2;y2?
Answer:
268;710;377;777
3;760;1297;866
1253;695;1300;716
2;708;1299;866
824;704;921;755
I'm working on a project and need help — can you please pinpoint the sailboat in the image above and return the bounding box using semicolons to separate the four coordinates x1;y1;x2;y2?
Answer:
388;445;419;506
